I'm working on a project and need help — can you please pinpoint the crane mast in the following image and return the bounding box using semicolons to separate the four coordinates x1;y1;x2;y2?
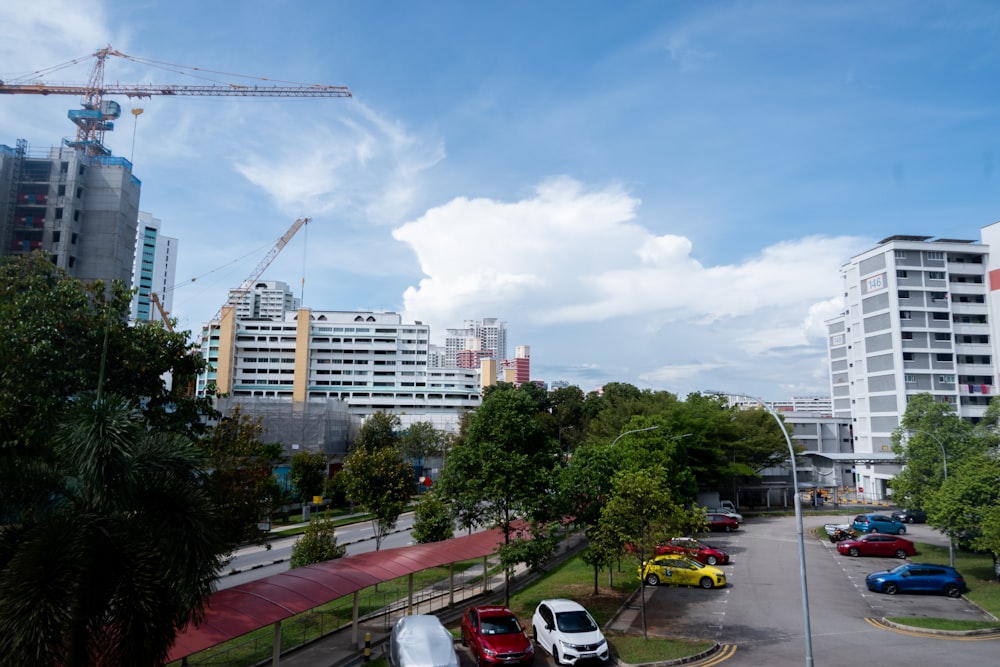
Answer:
211;217;311;324
0;45;351;155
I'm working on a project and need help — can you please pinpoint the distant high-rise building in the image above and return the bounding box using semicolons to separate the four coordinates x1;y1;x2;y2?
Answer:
444;318;508;368
501;345;531;385
130;210;178;323
198;307;481;432
826;234;994;500
0;140;140;286
225;280;300;321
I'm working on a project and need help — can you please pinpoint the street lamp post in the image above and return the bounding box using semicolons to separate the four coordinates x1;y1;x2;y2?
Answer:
707;391;813;667
906;429;954;568
611;425;661;446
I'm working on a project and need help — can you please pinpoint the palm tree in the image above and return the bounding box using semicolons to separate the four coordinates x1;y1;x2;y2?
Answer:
0;394;227;666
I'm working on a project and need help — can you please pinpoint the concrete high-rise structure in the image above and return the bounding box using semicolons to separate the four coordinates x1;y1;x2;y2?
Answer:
826;234;994;500
225;280;300;321
198;308;482;432
0;141;140;286
502;345;531;385
444;318;508;368
130;210;178;323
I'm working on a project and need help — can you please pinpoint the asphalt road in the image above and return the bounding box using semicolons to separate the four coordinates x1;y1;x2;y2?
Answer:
628;514;1000;666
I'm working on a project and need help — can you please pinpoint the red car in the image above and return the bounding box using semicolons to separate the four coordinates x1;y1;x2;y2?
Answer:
706;513;739;532
837;533;916;559
656;537;730;565
461;605;534;667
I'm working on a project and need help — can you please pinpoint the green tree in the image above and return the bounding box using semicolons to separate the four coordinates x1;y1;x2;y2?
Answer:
594;466;687;640
930;452;1000;558
400;421;444;462
288;451;329;505
0;395;225;665
354;411;402;452
199;405;282;548
0;252;216;450
437;387;559;603
411;491;454;544
342;445;413;550
289;515;346;568
890;393;976;510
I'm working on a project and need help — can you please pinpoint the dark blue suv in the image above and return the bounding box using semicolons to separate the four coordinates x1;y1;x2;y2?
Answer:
852;514;906;535
866;563;967;597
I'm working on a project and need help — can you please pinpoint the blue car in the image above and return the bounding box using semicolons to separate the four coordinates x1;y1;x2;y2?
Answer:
866;563;967;598
852;514;906;535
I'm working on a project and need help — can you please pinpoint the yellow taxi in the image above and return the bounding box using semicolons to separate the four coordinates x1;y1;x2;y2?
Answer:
638;555;727;589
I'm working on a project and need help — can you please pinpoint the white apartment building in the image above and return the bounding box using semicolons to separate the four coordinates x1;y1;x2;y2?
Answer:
198;309;482;433
130;210;178;323
826;234;994;500
225;280;300;321
443;318;508;368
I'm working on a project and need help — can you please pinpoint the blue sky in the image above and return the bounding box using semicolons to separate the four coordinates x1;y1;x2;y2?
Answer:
3;1;1000;400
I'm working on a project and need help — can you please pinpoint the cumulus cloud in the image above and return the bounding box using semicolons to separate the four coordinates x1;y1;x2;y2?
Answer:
394;177;866;394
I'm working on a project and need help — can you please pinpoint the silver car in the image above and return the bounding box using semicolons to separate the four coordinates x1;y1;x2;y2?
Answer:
389;615;459;667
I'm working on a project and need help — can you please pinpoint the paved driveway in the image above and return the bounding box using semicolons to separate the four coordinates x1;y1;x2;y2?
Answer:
610;514;998;666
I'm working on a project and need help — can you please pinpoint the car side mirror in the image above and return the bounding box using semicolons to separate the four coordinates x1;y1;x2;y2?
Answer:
546;623;554;631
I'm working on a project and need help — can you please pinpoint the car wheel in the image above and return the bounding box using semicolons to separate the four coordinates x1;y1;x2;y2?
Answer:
907;517;915;524
898;526;906;535
884;582;898;595
461;632;467;647
532;627;538;644
895;549;908;559
645;573;660;586
944;583;962;598
724;525;732;532
869;527;878;534
478;652;486;667
706;555;718;565
553;648;562;666
848;547;860;557
700;577;714;589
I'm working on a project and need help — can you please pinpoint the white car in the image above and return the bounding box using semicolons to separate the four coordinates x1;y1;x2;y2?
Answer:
388;615;459;667
705;507;743;522
531;599;609;664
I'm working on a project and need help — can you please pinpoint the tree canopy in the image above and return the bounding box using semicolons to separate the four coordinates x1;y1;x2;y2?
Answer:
0;395;226;665
0;252;216;450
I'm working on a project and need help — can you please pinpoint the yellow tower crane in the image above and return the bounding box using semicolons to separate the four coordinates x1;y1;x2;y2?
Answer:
211;217;310;396
0;45;351;155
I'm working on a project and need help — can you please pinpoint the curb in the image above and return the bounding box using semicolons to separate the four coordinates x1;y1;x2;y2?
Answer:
876;616;1000;637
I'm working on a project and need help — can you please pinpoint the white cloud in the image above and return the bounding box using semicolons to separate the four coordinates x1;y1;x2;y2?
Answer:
394;177;866;394
234;101;445;224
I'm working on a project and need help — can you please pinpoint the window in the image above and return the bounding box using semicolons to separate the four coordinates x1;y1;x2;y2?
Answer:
930;292;947;301
938;375;955;383
900;310;911;320
934;333;951;341
898;290;910;299
897;270;908;278
927;251;944;260
903;352;915;361
904;375;916;383
928;271;945;280
932;312;949;320
901;331;913;340
936;353;953;362
895;250;907;259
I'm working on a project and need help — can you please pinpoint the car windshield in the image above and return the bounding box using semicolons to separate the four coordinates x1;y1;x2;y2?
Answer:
888;564;910;574
481;615;522;635
555;610;598;633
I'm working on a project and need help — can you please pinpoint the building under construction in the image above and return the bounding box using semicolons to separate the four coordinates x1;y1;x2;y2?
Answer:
0;140;140;286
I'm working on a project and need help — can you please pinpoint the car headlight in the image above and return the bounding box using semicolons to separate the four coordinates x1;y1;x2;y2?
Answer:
483;647;497;657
